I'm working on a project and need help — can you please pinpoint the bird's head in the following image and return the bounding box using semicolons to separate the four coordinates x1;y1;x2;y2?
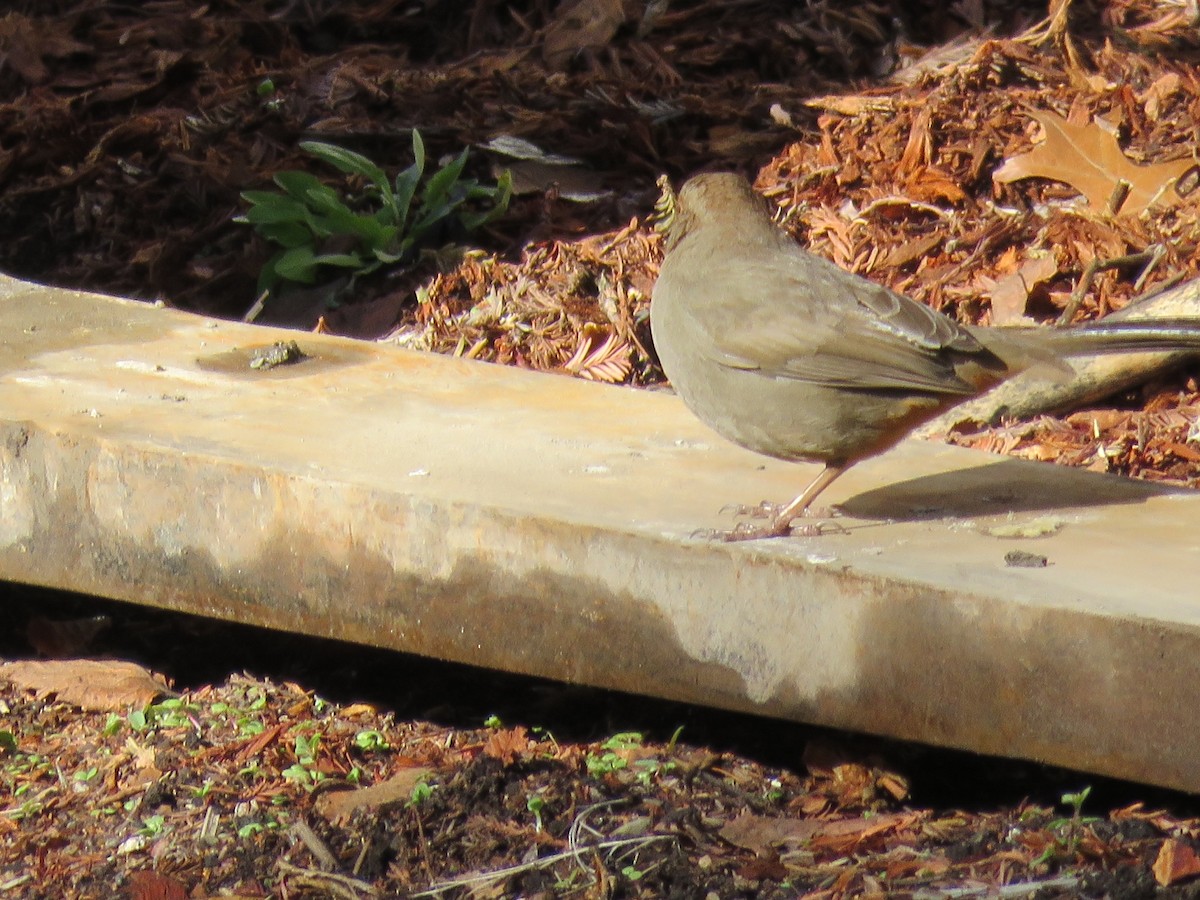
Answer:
656;173;774;251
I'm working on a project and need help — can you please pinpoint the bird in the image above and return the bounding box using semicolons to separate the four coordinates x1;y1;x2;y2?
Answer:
651;172;1200;540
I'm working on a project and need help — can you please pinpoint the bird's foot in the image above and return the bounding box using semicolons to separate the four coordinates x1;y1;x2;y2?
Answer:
690;517;846;542
721;500;841;521
720;500;782;519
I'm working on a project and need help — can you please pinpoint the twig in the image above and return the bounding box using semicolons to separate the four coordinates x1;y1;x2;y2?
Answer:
290;819;338;871
412;805;436;884
410;835;675;897
1132;244;1168;294
913;873;1079;899
1106;178;1131;216
277;860;380;898
1056;256;1098;326
1057;248;1167;326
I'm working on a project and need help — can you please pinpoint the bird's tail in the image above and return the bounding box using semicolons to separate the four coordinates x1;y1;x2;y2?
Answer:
1038;317;1200;355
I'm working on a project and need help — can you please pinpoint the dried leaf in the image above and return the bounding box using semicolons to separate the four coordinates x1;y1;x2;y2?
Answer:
1161;441;1200;464
561;325;632;382
542;0;627;68
719;813;823;853
126;870;188;900
994;111;1196;216
877;233;942;270
1139;72;1181;122
802;94;895;116
482;726;532;765
987;252;1059;324
501;160;609;202
719;811;914;855
0;12;89;84
1154;839;1200;886
0;659;168;711
315;766;434;823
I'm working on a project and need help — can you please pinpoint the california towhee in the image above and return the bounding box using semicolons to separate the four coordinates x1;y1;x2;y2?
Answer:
652;173;1200;539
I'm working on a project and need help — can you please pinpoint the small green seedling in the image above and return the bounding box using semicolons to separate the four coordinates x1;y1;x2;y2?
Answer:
407;778;436;808
1031;786;1101;866
354;730;389;752
527;791;546;831
585;732;644;778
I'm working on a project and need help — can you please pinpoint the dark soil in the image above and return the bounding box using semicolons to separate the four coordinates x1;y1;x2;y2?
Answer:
3;584;1200;898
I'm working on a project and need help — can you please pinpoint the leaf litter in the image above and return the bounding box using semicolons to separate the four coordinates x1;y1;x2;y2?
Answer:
4;588;1200;899
4;0;1200;896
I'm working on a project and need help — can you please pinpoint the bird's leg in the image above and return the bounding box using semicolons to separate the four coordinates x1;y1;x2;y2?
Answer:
768;464;847;535
723;465;849;522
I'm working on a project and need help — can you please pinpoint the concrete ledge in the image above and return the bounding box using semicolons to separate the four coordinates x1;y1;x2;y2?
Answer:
2;274;1198;791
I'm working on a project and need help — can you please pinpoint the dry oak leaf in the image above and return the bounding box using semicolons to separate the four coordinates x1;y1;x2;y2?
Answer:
994;110;1197;216
482;725;534;765
1154;838;1200;886
0;659;169;711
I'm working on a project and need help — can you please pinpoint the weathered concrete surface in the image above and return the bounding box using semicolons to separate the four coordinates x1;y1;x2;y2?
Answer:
2;273;1199;791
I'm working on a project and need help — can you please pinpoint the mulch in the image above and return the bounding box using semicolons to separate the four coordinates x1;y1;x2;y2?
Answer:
4;587;1200;898
3;0;1200;896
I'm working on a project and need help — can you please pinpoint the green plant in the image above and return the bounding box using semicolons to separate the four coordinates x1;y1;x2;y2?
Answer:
354;730;389;752
128;699;202;734
282;732;325;788
527;791;546;832
585;732;644;778
236;131;512;300
1031;787;1100;866
139;815;166;837
632;757;676;787
188;780;215;800
407;778;435;808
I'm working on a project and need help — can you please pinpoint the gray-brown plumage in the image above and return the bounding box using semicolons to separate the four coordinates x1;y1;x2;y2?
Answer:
651;173;1200;539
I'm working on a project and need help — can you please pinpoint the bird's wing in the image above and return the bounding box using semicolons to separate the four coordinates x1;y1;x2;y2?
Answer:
706;250;1000;395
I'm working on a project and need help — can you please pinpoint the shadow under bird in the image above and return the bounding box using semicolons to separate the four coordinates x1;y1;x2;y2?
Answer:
651;172;1200;540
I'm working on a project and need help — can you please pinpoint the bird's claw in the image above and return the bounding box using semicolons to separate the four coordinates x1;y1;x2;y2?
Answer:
692;517;846;542
720;500;843;522
720;500;782;519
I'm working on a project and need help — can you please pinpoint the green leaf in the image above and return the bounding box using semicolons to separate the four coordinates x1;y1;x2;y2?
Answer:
273;246;321;283
389;130;426;230
459;169;512;231
273;170;328;203
257;221;313;249
372;247;405;264
307;200;388;247
239;193;311;226
310;252;366;269
421;146;469;209
301;141;390;197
